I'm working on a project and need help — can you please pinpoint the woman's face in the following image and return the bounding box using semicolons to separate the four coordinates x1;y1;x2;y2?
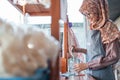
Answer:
79;2;99;24
86;12;98;24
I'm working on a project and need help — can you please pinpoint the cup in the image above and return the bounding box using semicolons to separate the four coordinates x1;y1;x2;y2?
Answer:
68;57;81;76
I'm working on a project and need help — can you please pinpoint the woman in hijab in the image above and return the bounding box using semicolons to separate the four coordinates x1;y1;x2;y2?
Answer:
73;0;120;80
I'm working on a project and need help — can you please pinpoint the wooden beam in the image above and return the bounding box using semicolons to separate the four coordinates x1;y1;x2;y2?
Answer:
29;12;51;16
51;0;60;40
50;0;60;80
63;22;68;59
16;5;51;16
62;22;68;73
8;0;51;16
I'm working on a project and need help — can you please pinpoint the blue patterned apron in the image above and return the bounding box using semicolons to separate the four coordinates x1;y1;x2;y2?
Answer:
86;30;115;80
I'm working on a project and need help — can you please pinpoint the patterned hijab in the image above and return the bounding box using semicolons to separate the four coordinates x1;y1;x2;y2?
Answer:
80;0;120;44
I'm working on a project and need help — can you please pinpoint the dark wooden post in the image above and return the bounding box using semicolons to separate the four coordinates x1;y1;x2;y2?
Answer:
50;0;60;80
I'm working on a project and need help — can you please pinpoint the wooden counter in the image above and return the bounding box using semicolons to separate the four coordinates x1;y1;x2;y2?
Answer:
60;74;85;80
60;77;83;80
60;74;96;80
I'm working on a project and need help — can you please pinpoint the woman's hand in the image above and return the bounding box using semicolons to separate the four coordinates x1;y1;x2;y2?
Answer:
74;63;88;72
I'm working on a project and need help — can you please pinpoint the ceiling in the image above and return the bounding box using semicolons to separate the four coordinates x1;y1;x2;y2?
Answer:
8;0;51;16
108;0;120;21
16;4;51;16
8;0;120;21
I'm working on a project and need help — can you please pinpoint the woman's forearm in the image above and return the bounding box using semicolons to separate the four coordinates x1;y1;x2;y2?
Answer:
87;39;119;70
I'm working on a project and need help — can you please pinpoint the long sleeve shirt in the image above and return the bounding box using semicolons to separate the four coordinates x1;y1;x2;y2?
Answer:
88;38;120;70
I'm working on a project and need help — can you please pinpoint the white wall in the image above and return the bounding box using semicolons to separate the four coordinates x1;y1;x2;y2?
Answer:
67;0;84;23
0;0;23;24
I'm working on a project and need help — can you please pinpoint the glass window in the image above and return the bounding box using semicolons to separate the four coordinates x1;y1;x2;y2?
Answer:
67;0;86;48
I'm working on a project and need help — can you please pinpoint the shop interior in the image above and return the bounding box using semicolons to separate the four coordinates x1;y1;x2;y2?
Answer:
0;0;120;80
